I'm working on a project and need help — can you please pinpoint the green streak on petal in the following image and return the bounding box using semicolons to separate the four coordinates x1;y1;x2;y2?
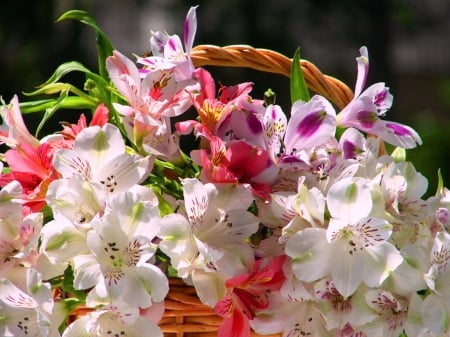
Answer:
444;310;450;333
292;251;313;263
45;233;71;251
93;129;109;152
344;182;358;203
130;201;144;222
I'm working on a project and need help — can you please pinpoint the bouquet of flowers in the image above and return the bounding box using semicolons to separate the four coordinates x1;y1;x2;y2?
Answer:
1;5;449;337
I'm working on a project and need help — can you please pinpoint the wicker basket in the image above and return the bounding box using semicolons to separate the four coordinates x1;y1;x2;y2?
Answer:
157;44;355;337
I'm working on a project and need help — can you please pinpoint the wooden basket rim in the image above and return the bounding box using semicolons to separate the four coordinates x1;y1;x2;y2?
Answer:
191;44;354;110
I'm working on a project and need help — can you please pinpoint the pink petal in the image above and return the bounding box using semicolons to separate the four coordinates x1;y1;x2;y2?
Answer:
183;6;198;55
217;305;251;337
354;46;369;97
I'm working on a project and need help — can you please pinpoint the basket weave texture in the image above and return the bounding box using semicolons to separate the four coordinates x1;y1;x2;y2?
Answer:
157;45;355;337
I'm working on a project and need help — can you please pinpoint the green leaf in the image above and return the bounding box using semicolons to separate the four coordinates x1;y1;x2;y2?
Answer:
151;186;175;217
34;90;70;137
62;265;87;302
35;61;105;88
290;47;310;103
57;10;114;80
19;97;97;114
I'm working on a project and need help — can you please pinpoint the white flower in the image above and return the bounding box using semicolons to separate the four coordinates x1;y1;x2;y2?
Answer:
0;269;59;337
53;123;153;194
286;177;403;298
46;175;106;231
359;289;408;337
0;181;43;277
78;190;168;308
62;302;162;337
314;279;376;331
158;178;259;278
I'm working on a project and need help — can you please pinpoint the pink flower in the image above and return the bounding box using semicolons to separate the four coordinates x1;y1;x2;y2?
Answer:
60;103;109;142
177;67;253;139
214;255;286;337
191;136;275;199
0;103;108;212
336;47;421;149
0;142;59;212
0;95;40;148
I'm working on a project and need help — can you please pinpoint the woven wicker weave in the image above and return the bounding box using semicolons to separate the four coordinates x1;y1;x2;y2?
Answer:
157;45;355;337
190;44;354;110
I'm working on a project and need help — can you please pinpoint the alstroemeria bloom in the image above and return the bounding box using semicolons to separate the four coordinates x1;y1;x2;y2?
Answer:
62;302;162;337
137;5;198;82
106;7;198;157
337;47;421;149
75;190;168;308
52;123;153;195
0;181;43;278
314;279;376;331
45;174;106;231
214;255;286;337
159;178;259;278
0;95;39;148
0;268;58;337
106;50;196;157
359;289;408;337
379;161;431;248
0;142;60;212
176;67;253;138
0;96;61;211
257;176;325;244
58;103;109;143
191;136;277;199
286;177;403;298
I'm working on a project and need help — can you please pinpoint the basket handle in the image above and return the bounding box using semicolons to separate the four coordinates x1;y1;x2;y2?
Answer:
191;44;354;110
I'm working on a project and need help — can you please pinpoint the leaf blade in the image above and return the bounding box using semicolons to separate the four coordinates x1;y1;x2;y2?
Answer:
290;47;310;103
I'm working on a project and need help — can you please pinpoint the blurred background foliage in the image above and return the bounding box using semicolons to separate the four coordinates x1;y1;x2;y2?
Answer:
0;0;449;195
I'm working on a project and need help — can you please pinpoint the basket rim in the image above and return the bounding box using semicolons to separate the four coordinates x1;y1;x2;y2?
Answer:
190;44;354;110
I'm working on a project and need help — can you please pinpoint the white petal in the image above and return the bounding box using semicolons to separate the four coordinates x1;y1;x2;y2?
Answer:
191;269;227;307
40;216;89;264
328;241;365;298
72;255;102;291
0;278;38;308
182;178;210;227
327;177;372;221
107;190;160;239
285;228;330;282
95;154;153;193
116;265;169;307
422;293;450;335
62;315;94;337
364;242;404;287
159;213;197;277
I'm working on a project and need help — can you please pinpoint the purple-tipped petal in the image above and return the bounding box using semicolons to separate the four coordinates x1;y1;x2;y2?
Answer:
354;46;369;97
339;128;365;159
377;121;422;149
285;95;336;151
230;107;266;149
184;6;198;55
363;83;393;113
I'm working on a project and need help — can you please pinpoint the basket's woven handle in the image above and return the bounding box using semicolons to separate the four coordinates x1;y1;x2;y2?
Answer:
191;44;354;110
